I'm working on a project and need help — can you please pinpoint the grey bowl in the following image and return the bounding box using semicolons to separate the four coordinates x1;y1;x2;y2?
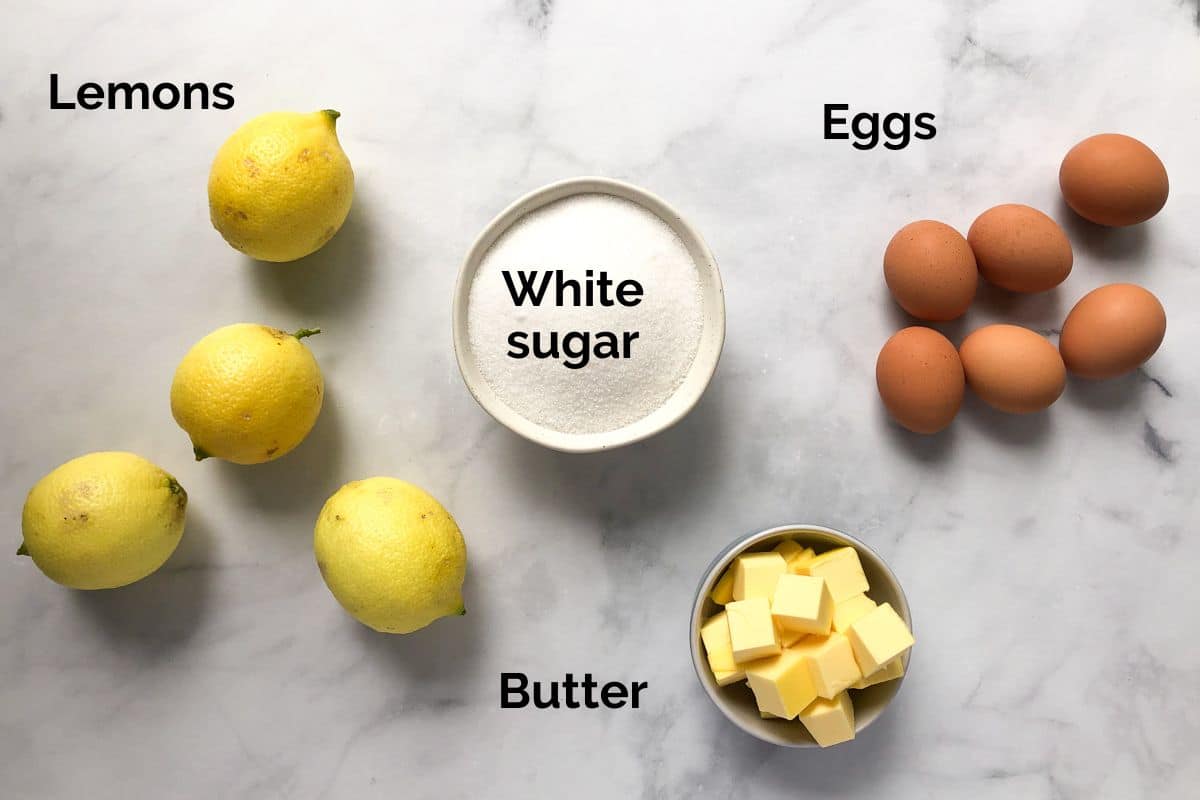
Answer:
690;524;913;747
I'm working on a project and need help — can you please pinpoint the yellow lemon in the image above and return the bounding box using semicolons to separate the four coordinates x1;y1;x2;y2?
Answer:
171;323;324;464
20;452;187;590
314;478;467;634
208;109;354;262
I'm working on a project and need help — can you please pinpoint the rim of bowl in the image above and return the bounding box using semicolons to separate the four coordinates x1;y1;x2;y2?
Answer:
690;524;914;748
451;176;726;453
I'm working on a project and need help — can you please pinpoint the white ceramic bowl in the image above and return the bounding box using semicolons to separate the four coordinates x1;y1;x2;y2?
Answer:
452;177;725;453
691;524;914;747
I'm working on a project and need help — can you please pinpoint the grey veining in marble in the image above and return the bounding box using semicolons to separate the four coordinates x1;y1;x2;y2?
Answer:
2;1;1198;798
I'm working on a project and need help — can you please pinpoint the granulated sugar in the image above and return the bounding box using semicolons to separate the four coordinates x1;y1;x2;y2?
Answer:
466;193;704;435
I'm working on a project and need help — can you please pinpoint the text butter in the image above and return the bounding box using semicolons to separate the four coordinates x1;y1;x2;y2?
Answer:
500;672;647;709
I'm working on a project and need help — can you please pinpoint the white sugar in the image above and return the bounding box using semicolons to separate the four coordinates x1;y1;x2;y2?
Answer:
466;193;704;435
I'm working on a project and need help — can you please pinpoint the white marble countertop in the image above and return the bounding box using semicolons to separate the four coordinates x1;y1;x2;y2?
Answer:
3;1;1199;797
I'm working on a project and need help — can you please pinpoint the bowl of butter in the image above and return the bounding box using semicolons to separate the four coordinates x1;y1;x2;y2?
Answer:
690;524;914;747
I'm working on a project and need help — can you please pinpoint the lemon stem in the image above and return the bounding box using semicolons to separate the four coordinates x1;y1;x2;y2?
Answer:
455;605;467;616
16;542;29;556
193;445;211;462
320;109;340;128
293;327;322;340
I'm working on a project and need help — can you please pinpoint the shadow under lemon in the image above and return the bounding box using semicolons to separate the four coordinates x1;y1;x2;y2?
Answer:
348;564;486;685
70;510;216;657
212;385;346;518
245;193;376;319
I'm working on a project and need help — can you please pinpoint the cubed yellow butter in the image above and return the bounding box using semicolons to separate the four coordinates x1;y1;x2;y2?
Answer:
700;611;738;674
846;602;914;676
726;598;780;663
771;574;833;636
773;539;803;559
799;692;856;747
799;546;869;602
777;623;807;648
790;632;862;698
832;593;877;633
709;571;735;605
760;709;781;719
787;547;818;574
851;657;904;689
714;669;746;686
744;649;817;719
732;552;787;601
772;540;812;571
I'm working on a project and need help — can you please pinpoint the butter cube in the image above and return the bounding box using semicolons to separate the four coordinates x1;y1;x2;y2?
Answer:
777;624;807;648
760;709;781;719
709;571;734;605
732;552;787;601
714;669;746;686
771;574;833;636
846;602;914;676
773;539;803;560
799;692;856;747
787;547;817;574
726;598;780;663
790;632;862;699
700;612;738;674
851;657;905;689
772;540;815;572
832;593;878;633
799;546;869;602
744;649;817;719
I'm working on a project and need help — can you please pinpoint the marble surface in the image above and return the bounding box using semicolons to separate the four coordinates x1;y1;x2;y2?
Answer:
2;1;1199;797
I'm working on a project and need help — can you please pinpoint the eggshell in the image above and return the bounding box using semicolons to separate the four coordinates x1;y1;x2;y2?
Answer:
967;204;1073;293
884;220;978;321
959;324;1065;414
876;327;965;434
1060;134;1168;227
1059;283;1166;379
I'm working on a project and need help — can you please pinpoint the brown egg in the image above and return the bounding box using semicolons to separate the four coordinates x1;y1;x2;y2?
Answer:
1060;134;1168;226
967;204;1073;293
959;324;1065;414
876;327;965;434
884;220;978;321
1059;283;1166;378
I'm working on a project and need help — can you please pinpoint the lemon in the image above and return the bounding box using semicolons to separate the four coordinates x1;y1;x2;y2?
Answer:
170;323;324;465
19;452;187;590
314;478;467;634
208;109;354;262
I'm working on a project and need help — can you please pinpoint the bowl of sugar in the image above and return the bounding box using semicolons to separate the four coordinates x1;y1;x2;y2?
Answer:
453;177;725;452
